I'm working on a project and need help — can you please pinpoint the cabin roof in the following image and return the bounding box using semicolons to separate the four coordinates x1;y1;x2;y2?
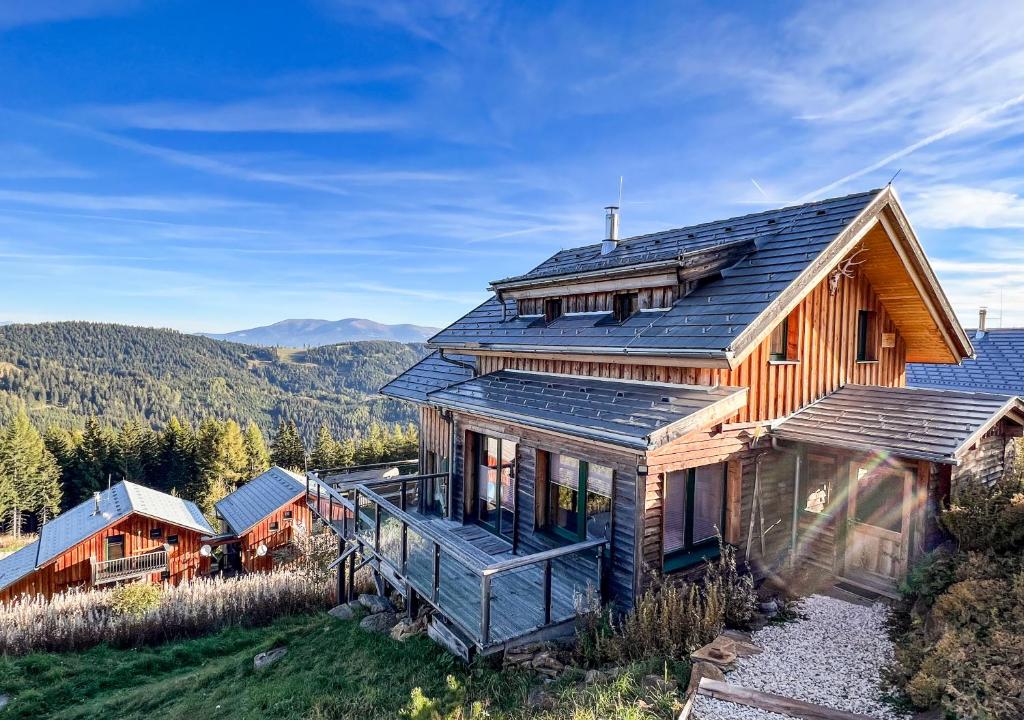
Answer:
215;466;306;537
432;190;881;358
773;385;1024;464
908;328;1024;396
428;187;972;365
0;481;213;593
379;350;476;402
425;370;747;450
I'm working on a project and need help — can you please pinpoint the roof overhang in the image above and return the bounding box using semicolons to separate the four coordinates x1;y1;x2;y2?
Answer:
427;343;734;369
728;186;973;368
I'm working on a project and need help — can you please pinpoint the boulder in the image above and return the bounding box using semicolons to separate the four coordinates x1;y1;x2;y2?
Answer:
253;647;287;671
530;651;565;678
360;611;398;634
390;616;428;642
328;602;358;621
686;661;725;695
358;593;395;614
527;687;557;711
642;674;678;694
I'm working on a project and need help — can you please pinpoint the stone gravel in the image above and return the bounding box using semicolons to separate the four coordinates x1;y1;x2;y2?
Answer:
694;595;910;720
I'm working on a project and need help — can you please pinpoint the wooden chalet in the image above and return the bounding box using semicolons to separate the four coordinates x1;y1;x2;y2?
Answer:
206;466;312;574
305;185;1024;657
0;481;213;602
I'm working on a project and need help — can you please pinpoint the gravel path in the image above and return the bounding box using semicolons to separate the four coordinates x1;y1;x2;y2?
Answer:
694;595;909;720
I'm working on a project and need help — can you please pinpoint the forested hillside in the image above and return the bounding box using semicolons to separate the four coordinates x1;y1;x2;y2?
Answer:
0;322;427;443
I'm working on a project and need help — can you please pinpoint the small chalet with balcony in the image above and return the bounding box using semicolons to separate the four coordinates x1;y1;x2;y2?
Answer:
0;481;213;602
306;185;1024;657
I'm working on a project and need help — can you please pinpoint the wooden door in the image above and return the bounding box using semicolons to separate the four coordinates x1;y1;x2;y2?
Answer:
844;462;914;588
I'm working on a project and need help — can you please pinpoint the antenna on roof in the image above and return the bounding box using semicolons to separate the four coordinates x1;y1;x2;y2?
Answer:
887;169;902;186
617;176;623;208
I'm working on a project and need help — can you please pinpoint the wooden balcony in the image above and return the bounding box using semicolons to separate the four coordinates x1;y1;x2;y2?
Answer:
306;472;605;654
91;548;168;585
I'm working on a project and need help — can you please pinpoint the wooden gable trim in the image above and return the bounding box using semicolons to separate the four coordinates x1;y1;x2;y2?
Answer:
953;397;1024;461
726;187;970;369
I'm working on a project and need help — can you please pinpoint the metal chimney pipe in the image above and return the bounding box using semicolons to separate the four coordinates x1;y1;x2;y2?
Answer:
978;307;988;333
93;492;102;515
602;206;620;255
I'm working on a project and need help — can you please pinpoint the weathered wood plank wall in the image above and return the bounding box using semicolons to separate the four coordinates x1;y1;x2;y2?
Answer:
238;495;313;573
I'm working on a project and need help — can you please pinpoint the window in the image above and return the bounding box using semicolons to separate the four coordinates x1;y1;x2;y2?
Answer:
474;434;517;540
149;527;163;539
544;298;563;324
803;455;836;515
105;535;125;561
269;521;280;531
545;454;612;542
854;466;904;533
857;310;878;361
612;292;639;323
663;464;726;566
283;510;293;519
167;534;179;546
769;308;800;361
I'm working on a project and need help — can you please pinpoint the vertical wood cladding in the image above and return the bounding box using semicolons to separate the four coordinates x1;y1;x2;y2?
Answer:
449;411;642;608
480;267;907;424
952;420;1020;489
418;406;452;473
1;514;210;601
517;286;677;316
237;495;313;573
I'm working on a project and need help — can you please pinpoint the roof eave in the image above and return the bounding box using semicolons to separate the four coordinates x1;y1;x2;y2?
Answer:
427;341;733;366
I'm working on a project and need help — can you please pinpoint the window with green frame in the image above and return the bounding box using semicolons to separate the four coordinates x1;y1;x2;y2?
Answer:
545;453;612;542
663;463;726;570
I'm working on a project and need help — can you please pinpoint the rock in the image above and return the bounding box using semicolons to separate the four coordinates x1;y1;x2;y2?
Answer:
642;674;678;694
686;661;725;695
328;602;358;621
359;611;398;633
390;616;428;642
584;669;605;684
759;599;780;615
253;647;287;671
358;593;395;614
530;651;565;678
527;686;557;711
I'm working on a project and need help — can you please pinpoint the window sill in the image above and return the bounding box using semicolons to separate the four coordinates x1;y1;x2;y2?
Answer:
663;543;720;573
855;360;880;365
767;359;800;366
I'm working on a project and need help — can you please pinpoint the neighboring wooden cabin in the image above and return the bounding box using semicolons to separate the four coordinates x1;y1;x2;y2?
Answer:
209;466;311;573
378;185;1024;620
0;482;213;602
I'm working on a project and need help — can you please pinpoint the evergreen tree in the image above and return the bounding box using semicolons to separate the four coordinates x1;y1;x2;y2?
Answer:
242;421;270;478
335;436;356;468
270;419;306;471
0;408;62;531
69;417;115;506
115;419;147;483
310;423;341;469
189;419;233;520
159;416;196;495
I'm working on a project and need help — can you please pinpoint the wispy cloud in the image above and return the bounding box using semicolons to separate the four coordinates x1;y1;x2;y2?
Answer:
0;144;92;178
0;0;135;30
906;185;1024;229
0;188;258;213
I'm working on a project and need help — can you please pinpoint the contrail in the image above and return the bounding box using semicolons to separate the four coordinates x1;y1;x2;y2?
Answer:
800;91;1024;201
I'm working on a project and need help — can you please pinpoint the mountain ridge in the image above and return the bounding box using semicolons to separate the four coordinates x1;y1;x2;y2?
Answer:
200;317;439;347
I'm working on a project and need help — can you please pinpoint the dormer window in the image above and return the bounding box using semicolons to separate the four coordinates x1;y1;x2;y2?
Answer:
769;308;800;362
544;298;563;324
613;292;639;323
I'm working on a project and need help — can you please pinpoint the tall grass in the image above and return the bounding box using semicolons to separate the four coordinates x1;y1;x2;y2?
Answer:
0;570;331;655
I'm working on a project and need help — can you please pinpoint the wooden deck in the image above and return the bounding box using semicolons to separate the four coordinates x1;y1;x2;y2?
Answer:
306;473;604;651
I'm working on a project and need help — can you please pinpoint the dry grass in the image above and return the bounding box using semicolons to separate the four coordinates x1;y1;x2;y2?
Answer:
0;570;331;655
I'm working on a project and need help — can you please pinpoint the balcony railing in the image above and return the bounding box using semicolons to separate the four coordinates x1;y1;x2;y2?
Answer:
306;473;605;650
91;547;169;585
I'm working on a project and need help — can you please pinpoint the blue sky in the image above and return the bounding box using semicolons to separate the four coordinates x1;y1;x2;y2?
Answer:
2;0;1024;332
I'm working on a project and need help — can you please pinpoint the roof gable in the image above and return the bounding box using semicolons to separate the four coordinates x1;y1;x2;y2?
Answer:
215;466;306;536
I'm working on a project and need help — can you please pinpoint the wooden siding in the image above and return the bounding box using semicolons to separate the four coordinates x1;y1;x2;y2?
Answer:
517;286;678;316
483;264;907;425
1;513;209;601
237;495;312;573
419;405;452;473
449;411;642;607
952;420;1019;489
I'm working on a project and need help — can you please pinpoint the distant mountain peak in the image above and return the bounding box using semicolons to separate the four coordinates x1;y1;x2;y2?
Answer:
200;318;439;347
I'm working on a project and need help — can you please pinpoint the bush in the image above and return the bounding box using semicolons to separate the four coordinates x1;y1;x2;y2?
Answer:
110;582;162;616
940;474;1024;552
0;570;331;655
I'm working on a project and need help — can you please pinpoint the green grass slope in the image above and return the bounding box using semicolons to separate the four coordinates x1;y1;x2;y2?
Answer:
0;322;428;441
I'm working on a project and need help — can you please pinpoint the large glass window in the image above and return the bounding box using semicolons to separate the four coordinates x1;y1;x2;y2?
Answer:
546;454;612;542
474;434;516;539
854;466;903;533
663;463;726;564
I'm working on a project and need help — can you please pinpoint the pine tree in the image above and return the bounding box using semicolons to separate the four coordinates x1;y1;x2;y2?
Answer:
242;421;270;478
159;416;196;495
115;420;147;483
0;408;62;531
70;417;115;506
270;419;306;471
310;423;341;469
335;436;356;468
189;419;233;520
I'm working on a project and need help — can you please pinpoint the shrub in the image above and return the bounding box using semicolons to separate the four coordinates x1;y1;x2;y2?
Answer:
702;540;755;629
0;570;331;655
110;582;162;616
940;474;1024;552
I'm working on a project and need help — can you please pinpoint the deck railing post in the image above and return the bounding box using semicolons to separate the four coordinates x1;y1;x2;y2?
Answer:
316;482;321;516
480;574;492;646
542;559;552;625
401;521;408;574
329;493;334;530
596;545;605;602
353;489;361;539
400;479;407;511
347;547;356;602
432;541;440;604
337;537;346;602
374;500;381;554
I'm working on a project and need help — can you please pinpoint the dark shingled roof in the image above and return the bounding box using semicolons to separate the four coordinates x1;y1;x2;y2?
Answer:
430;190;881;356
773;385;1024;463
426;370;747;450
379;351;476;402
907;328;1024;396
